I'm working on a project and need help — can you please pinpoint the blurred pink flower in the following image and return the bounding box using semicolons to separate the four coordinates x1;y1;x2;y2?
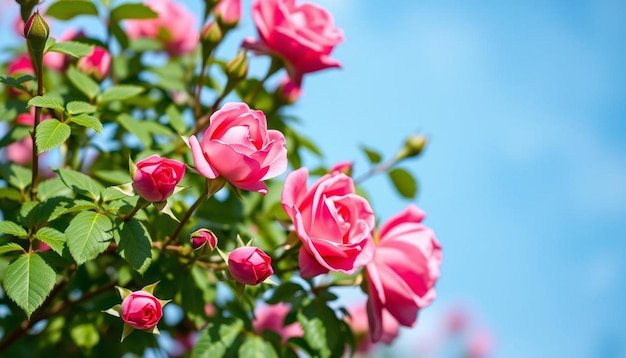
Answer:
253;303;303;343
77;46;111;81
346;302;399;353
125;0;198;56
214;0;241;28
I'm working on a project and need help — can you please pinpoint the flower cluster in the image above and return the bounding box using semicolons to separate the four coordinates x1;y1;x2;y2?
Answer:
0;0;440;356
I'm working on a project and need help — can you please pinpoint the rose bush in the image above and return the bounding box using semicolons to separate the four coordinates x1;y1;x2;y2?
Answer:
282;167;375;277
189;102;287;195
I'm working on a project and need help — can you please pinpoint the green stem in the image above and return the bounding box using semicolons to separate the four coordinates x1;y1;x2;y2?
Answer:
29;54;44;201
354;156;399;185
163;181;212;248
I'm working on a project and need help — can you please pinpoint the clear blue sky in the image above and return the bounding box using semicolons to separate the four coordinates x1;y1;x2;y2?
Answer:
2;0;626;356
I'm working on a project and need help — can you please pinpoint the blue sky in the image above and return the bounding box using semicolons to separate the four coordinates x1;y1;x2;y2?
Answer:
2;0;626;356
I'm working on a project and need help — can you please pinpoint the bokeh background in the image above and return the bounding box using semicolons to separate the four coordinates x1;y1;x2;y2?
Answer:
2;0;626;357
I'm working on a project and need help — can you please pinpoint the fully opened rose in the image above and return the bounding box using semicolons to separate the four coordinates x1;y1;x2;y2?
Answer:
365;205;442;342
243;0;344;85
189;102;287;195
281;168;375;277
132;155;186;202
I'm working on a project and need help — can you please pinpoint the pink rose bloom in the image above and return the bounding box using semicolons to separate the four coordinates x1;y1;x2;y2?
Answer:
228;246;274;285
77;46;111;81
329;161;352;176
277;76;302;104
281;167;375;278
125;0;198;56
6;139;33;165
346;302;399;352
467;329;494;358
120;291;163;330
243;0;344;86
6;54;34;97
132;155;186;202
189;102;287;195
252;303;303;343
366;205;442;342
214;0;241;28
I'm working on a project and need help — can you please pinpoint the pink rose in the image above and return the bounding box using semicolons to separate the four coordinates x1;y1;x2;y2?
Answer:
214;0;241;28
120;291;163;330
329;161;352;176
132;155;186;202
6;54;34;97
228;246;274;285
189;102;287;195
77;46;111;81
125;0;198;57
6;139;33;165
253;303;303;343
345;302;399;352
365;205;442;342
243;0;344;85
281;168;375;278
190;228;218;252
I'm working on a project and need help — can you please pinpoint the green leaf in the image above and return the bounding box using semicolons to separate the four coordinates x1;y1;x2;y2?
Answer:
267;282;305;304
0;243;25;254
165;103;187;133
110;3;157;22
388;167;418;199
34;227;66;255
0;221;28;238
28;95;64;111
114;219;152;274
65;211;113;265
55;168;104;201
0;125;31;148
360;145;382;164
98;85;144;103
297;309;330;358
3;253;56;317
37;177;74;201
116;114;151;147
35;119;71;154
66;101;97;115
46;0;99;20
0;164;32;190
67;66;100;100
238;335;278;358
192;317;244;358
48;41;94;58
70;323;100;349
0;75;35;93
0;187;22;202
69;113;102;133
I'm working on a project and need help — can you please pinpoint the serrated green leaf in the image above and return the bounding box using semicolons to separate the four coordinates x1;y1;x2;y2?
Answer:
115;219;152;273
35;119;71;153
297;309;330;358
48;41;94;58
361;145;382;164
69;113;102;133
0;221;28;238
0;164;32;190
0;187;22;201
98;85;144;103
0;243;25;254
55;168;104;201
3;253;56;317
34;227;66;255
388;167;417;199
65;211;112;265
37;177;74;201
46;0;99;20
66;101;97;115
67;66;100;100
192;317;244;358
28;95;64;111
110;3;157;22
238;335;279;358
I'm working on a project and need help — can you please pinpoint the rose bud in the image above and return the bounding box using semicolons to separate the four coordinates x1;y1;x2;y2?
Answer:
276;76;302;104
23;10;49;41
77;46;111;81
120;291;164;330
228;246;273;285
190;228;218;253
225;50;248;84
132;155;186;202
214;0;241;29
396;134;427;161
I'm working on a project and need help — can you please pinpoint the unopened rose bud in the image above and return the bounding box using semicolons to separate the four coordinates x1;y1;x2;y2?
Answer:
225;50;248;84
277;76;301;104
228;246;273;285
190;229;218;253
201;22;223;60
132;155;186;203
396;134;427;161
23;11;49;41
214;0;241;29
121;291;164;330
